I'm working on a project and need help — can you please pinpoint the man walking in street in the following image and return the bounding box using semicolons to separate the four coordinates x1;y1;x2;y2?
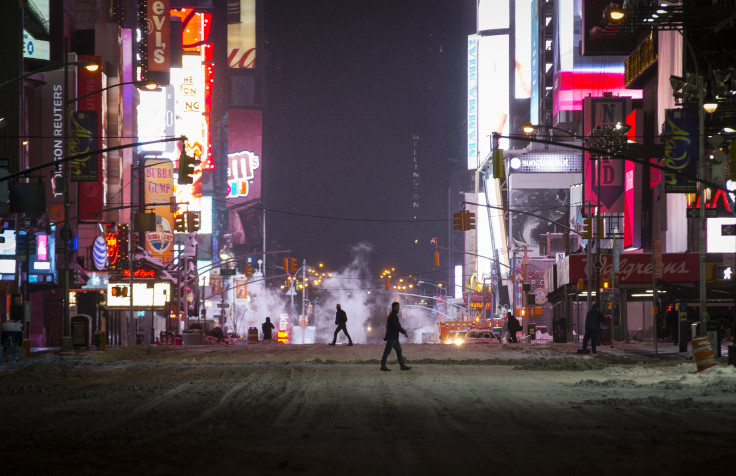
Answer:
380;302;411;371
506;311;521;343
580;303;604;354
329;304;353;346
262;317;275;341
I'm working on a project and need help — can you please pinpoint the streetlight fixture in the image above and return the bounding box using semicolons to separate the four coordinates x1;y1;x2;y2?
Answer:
60;52;157;352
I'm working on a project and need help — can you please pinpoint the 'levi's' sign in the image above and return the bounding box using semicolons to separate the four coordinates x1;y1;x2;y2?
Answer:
146;0;170;72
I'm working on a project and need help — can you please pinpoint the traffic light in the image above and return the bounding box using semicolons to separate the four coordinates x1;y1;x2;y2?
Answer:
130;231;139;251
283;257;289;272
290;257;298;273
453;211;464;231
385;278;390;290
174;213;187;232
187;211;200;232
178;151;193;184
245;264;253;277
582;218;592;238
178;151;201;185
465;210;476;230
434;250;440;267
111;285;128;297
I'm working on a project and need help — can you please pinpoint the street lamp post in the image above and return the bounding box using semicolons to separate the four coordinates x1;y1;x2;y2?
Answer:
59;45;157;352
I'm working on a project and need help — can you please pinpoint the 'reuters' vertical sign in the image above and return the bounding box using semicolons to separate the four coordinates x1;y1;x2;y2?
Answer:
146;0;171;73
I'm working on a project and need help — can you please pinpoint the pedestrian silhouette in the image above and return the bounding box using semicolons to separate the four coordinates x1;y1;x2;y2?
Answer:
506;311;521;343
580;303;604;354
329;304;353;346
381;302;411;371
262;317;275;340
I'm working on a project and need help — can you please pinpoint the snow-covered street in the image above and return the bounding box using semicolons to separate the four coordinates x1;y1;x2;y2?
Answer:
1;342;734;475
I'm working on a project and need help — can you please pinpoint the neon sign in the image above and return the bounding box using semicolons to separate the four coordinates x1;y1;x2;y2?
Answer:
106;232;119;265
123;268;157;279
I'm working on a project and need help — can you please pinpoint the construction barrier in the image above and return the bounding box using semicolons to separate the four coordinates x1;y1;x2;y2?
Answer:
247;327;259;342
692;335;717;372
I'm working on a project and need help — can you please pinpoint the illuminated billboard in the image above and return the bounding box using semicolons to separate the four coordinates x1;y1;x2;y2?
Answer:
23;0;50;61
478;0;508;31
169;8;214;169
76;55;105;221
106;282;171;308
227;0;256;68
476;34;509;168
515;0;532;99
227;108;263;246
467;35;478;170
138;86;176;155
144;158;175;263
146;0;171;74
554;71;642;115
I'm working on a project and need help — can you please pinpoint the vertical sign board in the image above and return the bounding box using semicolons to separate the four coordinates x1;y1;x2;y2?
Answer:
147;0;171;73
38;70;72;227
227;0;256;68
76;55;105;221
583;97;630;213
227;108;262;246
144;158;175;263
661;108;698;193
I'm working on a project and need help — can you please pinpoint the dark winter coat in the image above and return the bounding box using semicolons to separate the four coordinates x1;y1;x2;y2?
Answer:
384;310;407;341
507;315;521;332
585;304;604;331
335;309;348;325
262;320;275;339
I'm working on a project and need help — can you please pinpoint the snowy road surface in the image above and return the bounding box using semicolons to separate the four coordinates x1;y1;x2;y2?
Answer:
1;342;734;475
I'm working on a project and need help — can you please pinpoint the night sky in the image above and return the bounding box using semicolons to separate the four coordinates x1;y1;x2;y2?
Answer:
262;0;476;282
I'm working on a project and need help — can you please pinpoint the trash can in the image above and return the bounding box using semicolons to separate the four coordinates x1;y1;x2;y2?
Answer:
181;329;204;345
2;321;23;356
71;315;91;349
552;317;566;343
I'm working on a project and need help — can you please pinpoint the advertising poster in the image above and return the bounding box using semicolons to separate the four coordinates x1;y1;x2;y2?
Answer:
227;108;262;246
144;158;175;263
77;55;105;220
69;111;99;182
227;0;256;68
662;108;698;193
583;97;630;213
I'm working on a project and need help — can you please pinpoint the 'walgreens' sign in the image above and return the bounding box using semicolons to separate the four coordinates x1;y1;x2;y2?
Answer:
146;0;170;72
566;253;700;284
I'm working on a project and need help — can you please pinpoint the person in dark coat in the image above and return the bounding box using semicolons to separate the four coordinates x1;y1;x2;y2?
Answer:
506;311;521;343
581;303;604;354
380;302;411;371
329;304;353;346
261;317;275;340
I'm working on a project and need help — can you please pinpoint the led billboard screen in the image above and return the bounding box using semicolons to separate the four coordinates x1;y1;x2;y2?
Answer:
476;34;509;168
227;0;256;68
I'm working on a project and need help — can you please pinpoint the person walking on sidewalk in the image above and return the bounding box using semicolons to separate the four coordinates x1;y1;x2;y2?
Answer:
506;311;521;343
380;302;411;371
580;303;604;354
329;304;353;346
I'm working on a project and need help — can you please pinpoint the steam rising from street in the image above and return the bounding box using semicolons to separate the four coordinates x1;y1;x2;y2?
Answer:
224;243;438;344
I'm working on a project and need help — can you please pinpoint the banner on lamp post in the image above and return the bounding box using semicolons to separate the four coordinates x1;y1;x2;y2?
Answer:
662;108;698;193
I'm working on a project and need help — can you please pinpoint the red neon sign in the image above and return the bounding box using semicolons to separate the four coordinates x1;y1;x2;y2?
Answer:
123;268;156;279
106;232;119;265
